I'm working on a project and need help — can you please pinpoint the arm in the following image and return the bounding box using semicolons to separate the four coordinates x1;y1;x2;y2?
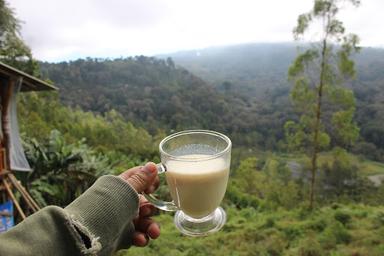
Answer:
0;176;138;256
0;163;160;256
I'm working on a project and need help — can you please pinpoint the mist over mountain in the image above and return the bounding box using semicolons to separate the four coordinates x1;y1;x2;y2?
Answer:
161;43;384;96
159;43;296;97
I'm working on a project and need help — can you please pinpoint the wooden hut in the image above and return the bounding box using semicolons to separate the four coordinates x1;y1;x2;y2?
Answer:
0;61;57;230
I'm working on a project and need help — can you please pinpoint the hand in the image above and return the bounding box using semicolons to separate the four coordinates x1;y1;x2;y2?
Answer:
119;162;161;247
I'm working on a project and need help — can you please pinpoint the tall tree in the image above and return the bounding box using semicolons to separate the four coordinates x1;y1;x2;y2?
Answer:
0;0;39;75
285;0;360;208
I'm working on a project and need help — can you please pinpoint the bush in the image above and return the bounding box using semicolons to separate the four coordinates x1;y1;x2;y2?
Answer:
334;211;352;226
372;211;384;228
282;226;302;240
305;218;327;232
263;217;275;228
262;232;286;256
320;222;351;247
298;235;324;256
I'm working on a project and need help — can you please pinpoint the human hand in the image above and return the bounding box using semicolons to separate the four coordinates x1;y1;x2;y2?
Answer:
119;162;161;246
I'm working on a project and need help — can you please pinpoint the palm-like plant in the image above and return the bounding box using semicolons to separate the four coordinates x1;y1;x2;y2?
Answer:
22;130;112;207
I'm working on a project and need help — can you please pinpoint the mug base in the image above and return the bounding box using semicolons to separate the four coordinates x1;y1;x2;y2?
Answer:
174;207;226;236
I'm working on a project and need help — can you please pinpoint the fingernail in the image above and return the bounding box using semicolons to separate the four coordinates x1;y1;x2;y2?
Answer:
145;163;157;174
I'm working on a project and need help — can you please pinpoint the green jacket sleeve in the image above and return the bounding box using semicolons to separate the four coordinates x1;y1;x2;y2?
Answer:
0;175;140;256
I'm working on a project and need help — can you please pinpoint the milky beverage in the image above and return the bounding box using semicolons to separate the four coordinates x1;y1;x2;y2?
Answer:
165;154;229;219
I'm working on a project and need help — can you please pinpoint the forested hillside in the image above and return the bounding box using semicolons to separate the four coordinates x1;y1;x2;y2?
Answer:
39;44;384;160
166;44;384;160
161;43;297;97
39;56;295;150
165;44;384;96
40;57;227;132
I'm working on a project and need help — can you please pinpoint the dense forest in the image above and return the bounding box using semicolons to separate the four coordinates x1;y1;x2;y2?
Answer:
167;44;384;159
39;44;384;161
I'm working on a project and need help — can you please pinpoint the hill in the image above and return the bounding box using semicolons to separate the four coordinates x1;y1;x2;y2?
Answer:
163;43;384;159
39;56;293;150
39;43;384;159
40;57;229;133
162;43;384;96
160;43;297;98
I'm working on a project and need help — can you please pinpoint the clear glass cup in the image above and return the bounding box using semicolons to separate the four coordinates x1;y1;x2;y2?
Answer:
144;130;231;236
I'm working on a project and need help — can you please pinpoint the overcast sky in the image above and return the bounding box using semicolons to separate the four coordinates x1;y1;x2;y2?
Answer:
8;0;384;62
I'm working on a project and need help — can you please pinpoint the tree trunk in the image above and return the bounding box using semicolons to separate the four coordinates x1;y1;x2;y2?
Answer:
309;38;327;209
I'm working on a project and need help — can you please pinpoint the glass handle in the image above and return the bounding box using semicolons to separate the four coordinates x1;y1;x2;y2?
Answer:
142;163;178;212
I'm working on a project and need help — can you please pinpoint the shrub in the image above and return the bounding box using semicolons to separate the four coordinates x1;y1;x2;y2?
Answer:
263;233;287;256
298;235;324;256
372;211;384;228
263;217;275;228
282;226;302;240
306;218;327;232
334;211;352;226
320;222;351;247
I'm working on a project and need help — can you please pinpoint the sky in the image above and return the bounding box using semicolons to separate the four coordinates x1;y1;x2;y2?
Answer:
8;0;384;62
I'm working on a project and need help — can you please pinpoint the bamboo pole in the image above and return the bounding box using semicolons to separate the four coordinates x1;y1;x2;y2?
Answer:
2;178;26;220
8;173;40;212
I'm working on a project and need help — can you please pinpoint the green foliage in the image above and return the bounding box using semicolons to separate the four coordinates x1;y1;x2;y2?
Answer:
0;0;40;75
297;234;324;256
229;157;302;210
22;130;113;207
320;221;351;246
118;204;384;256
331;109;360;146
334;210;351;226
39;57;231;133
39;50;299;152
318;148;365;200
18;92;158;159
285;0;361;208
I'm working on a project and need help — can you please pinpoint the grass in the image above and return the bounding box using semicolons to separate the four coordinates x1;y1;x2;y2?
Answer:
359;160;384;176
117;204;384;256
115;152;384;255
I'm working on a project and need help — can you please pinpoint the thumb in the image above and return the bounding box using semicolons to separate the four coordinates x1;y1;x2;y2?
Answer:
126;163;157;193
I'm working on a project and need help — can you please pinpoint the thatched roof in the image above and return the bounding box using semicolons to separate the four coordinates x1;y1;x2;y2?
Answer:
0;61;57;92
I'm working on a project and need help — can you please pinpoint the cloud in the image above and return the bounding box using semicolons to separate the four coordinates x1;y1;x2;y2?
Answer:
7;0;384;62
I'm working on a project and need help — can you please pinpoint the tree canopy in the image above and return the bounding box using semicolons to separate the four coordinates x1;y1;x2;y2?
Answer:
0;0;39;75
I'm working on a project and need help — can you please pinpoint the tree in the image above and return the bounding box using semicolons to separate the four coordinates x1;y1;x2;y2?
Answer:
0;0;39;75
285;0;360;208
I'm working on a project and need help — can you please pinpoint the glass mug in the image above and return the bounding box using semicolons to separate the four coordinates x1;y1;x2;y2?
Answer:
144;130;231;236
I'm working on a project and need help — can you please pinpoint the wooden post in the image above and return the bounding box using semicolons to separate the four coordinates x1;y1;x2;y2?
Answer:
1;78;14;171
8;173;40;212
2;178;26;220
